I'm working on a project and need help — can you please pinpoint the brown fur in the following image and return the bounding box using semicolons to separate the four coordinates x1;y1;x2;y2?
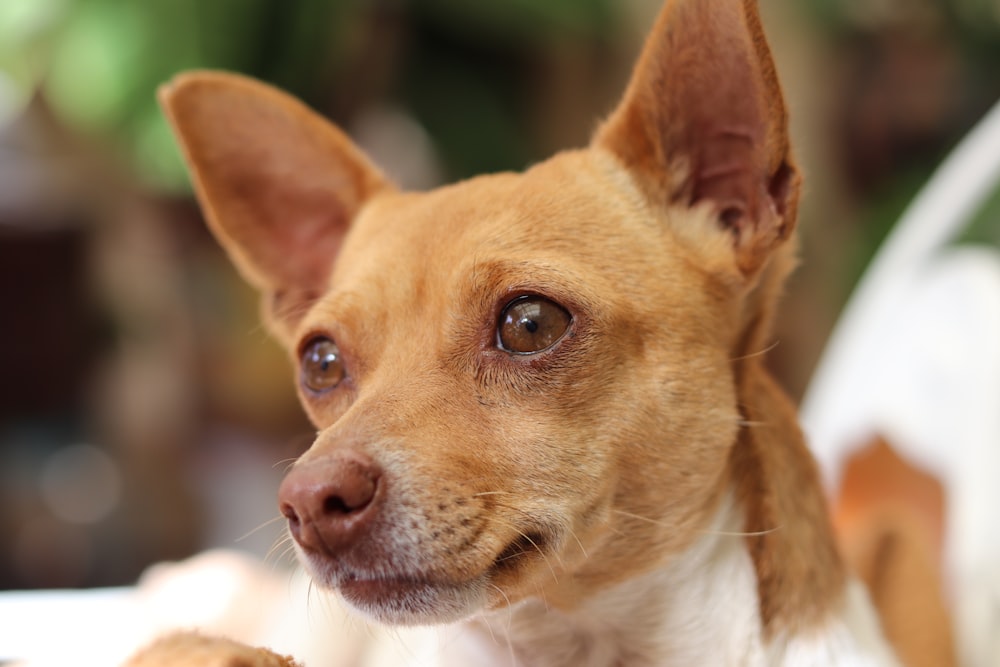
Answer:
729;369;845;634
126;633;300;667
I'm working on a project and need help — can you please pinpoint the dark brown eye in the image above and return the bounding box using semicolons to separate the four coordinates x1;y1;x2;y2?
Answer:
497;296;571;355
301;337;345;392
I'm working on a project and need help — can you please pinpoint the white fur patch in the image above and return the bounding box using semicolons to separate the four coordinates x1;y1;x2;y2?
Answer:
435;497;766;666
767;579;901;667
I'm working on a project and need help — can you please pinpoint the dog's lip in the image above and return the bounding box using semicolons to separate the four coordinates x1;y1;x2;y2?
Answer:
307;529;549;596
324;565;486;623
491;530;548;574
303;552;482;599
338;571;468;599
298;529;555;623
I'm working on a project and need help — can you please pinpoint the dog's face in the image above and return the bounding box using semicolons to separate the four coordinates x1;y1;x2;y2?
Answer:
161;0;799;625
283;153;748;622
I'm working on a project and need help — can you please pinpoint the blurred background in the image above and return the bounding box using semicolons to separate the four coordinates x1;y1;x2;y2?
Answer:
1;0;999;591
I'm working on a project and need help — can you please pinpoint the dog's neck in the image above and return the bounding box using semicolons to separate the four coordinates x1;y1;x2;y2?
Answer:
442;497;892;667
453;496;761;667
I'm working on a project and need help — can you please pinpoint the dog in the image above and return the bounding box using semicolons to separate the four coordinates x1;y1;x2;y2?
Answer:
153;0;936;664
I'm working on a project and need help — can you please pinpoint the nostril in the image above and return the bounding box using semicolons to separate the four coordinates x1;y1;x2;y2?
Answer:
326;467;378;515
280;502;300;525
323;494;352;515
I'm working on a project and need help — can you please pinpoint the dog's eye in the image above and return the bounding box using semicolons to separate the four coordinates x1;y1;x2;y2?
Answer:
497;296;571;355
301;337;345;392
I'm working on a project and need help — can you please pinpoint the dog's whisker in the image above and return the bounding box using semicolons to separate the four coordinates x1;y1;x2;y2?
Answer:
563;526;589;559
730;339;780;362
701;526;784;538
487;583;513;624
235;515;285;544
272;431;316;465
263;538;285;566
518;532;560;583
480;611;501;649
609;508;667;527
302;579;338;631
266;543;298;573
489;503;567;570
304;578;331;637
280;544;299;565
533;582;553;613
247;321;270;338
481;585;518;666
277;536;296;559
612;508;782;538
266;538;298;568
264;530;291;557
272;456;300;471
306;578;317;615
487;514;562;583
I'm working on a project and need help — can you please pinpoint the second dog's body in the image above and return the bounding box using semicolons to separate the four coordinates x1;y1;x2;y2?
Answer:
157;0;918;664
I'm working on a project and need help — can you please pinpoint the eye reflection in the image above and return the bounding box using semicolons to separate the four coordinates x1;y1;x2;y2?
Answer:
497;297;571;355
301;337;345;392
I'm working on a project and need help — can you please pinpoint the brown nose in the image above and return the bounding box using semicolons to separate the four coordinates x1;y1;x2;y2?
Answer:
278;450;382;556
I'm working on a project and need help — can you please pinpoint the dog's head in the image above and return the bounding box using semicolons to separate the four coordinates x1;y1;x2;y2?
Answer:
160;0;799;625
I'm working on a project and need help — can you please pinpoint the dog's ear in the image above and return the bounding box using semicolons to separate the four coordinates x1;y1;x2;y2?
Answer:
159;72;390;340
596;0;799;278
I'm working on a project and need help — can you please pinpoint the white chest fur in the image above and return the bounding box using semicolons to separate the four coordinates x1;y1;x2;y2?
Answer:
457;498;765;667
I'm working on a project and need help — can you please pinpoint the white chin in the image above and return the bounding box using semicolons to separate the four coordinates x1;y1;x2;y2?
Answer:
335;575;489;626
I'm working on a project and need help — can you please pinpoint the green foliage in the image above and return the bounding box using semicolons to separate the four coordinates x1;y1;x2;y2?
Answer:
0;0;615;193
417;0;613;44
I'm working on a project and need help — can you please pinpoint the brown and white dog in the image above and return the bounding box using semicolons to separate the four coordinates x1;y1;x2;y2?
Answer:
153;0;940;664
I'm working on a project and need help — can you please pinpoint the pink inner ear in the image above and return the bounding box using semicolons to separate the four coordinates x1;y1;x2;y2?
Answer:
596;0;796;249
659;6;769;226
222;164;351;290
691;124;765;231
160;72;390;297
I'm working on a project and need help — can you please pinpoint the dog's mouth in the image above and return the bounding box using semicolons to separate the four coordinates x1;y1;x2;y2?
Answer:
336;572;478;624
491;530;548;574
309;528;552;624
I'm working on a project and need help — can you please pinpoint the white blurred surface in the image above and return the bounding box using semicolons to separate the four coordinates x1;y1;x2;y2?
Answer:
802;97;1000;667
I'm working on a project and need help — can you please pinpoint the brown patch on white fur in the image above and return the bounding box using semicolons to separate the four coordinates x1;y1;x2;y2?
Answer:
836;438;957;667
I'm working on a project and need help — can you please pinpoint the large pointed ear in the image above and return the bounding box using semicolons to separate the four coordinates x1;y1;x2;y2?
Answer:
158;71;391;341
595;0;799;278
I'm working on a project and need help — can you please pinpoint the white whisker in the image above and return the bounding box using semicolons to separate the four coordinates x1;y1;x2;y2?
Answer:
235;514;285;544
730;339;780;362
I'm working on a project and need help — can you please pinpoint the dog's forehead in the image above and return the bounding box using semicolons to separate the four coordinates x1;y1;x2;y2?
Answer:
303;150;737;364
332;150;672;293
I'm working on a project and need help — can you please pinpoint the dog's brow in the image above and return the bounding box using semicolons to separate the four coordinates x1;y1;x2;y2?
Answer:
458;258;585;300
